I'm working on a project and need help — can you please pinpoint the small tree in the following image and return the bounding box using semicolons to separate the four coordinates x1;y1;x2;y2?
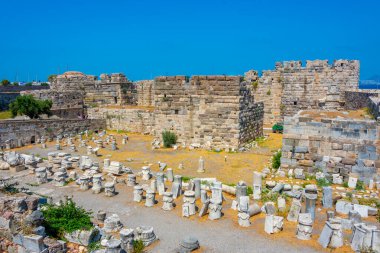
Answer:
9;95;52;119
40;82;49;86
272;150;282;170
25;82;33;86
13;82;19;86
48;74;57;83
1;80;10;86
162;130;177;148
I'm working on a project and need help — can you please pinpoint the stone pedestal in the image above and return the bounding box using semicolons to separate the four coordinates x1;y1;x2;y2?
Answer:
182;190;196;217
145;189;156;207
166;168;174;182
162;192;174;211
209;184;223;220
264;215;284;234
172;175;183;199
156;172;165;195
35;167;48;184
305;192;317;221
178;237;200;253
133;185;143;202
197;156;205;173
253;171;262;200
92;174;103;194
238;196;250;227
200;190;208;203
127;174;136;186
193;178;201;199
104;182;116;197
54;172;66;186
120;228;134;253
135;226;157;247
79;176;90;191
322;186;333;208
318;219;343;249
236;181;247;201
104;159;110;169
150;179;157;193
351;223;378;252
97;210;106;222
105;239;122;253
142;166;151;180
55;144;61;150
296;213;313;240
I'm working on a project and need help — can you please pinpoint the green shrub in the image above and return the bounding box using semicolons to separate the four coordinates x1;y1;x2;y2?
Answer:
87;241;102;252
251;81;258;90
316;178;331;187
42;200;93;239
261;188;279;203
162;130;177;148
133;240;145;253
356;180;365;191
272;123;283;133
266;89;271;95
9;95;52;119
343;181;349;188
272;151;281;170
247;186;253;195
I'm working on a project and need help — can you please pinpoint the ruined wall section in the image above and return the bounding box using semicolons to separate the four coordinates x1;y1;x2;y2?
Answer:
238;81;264;144
154;75;263;149
247;59;360;126
344;89;380;110
281;113;379;183
87;107;154;133
136;80;155;106
0;119;106;148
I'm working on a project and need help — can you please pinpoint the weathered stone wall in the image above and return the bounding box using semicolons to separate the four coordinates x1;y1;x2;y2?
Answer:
281;113;380;183
21;90;85;118
247;59;360;126
136;80;155;106
51;71;137;107
154;75;263;149
0;119;106;149
87;107;154;133
344;89;380;110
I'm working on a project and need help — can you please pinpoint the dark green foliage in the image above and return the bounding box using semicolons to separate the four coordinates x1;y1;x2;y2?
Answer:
40;82;49;86
13;82;19;86
87;241;101;252
25;82;33;86
1;79;10;86
162;130;177;148
251;81;258;90
266;89;271;95
9;95;52;119
272;151;281;170
343;181;349;188
133;239;145;253
261;188;279;203
247;186;253;195
272;123;283;133
182;176;193;182
42;200;93;239
356;180;365;190
0;181;19;194
316;178;331;187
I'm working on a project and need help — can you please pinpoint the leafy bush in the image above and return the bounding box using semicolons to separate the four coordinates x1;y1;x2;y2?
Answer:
343;181;349;188
356;180;365;191
1;79;10;86
272;151;281;170
272;123;283;133
133;240;145;253
9;95;52;119
261;188;279;203
87;241;102;252
266;89;271;95
316;178;331;187
42;200;93;239
162;130;177;148
251;81;258;90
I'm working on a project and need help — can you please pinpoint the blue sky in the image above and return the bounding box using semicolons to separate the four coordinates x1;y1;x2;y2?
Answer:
0;0;379;81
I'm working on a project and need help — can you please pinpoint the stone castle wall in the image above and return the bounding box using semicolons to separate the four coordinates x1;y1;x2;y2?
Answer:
246;59;360;126
0;119;106;149
281;113;379;183
87;107;154;133
153;75;263;149
369;97;380;120
136;80;155;106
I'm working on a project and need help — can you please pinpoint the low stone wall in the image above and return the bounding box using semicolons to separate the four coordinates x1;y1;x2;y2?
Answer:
344;90;380;110
0;119;106;148
281;113;380;183
0;86;49;93
87;107;154;133
0;86;50;111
